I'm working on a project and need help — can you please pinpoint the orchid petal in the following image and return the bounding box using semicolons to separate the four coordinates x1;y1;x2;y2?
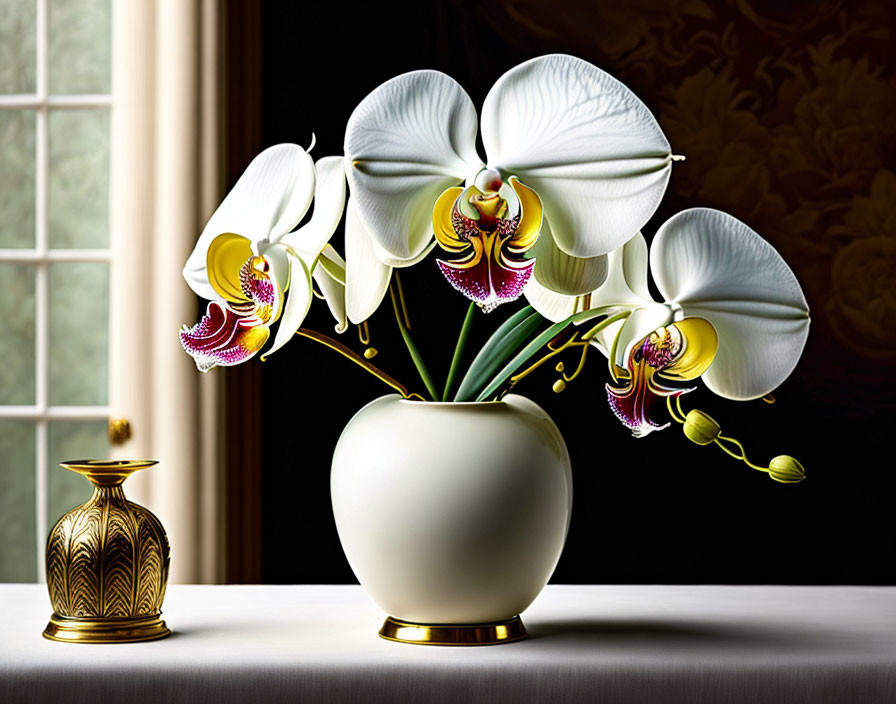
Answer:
265;245;290;297
262;251;313;360
579;232;653;353
651;208;810;400
523;275;578;323
611;231;652;303
179;301;269;372
588;318;627;359
526;231;652;324
345;70;482;261
371;238;437;268
316;243;345;284
345;199;392;324
531;217;607;295
278;156;346;254
481;55;672;258
184;144;315;300
314;245;348;333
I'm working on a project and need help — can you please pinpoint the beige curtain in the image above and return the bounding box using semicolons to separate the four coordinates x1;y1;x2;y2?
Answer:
108;0;223;584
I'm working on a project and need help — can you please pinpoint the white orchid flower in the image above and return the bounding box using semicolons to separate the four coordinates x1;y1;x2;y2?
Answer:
528;208;811;435
343;54;675;320
180;143;347;371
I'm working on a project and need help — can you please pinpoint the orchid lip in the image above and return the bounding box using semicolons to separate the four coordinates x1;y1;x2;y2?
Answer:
606;318;718;437
179;301;269;372
432;178;543;311
182;253;286;371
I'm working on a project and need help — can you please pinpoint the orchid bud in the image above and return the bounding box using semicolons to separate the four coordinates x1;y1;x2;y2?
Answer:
768;455;806;483
683;409;721;446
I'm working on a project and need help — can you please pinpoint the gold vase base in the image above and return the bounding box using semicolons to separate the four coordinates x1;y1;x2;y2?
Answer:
42;613;171;643
379;615;527;646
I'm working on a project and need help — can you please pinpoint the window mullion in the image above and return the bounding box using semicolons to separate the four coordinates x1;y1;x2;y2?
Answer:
0;95;112;109
0;249;111;262
34;0;49;583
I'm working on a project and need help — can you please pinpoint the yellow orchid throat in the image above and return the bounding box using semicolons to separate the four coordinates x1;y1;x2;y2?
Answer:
206;233;284;324
179;234;286;371
433;174;542;312
607;318;718;437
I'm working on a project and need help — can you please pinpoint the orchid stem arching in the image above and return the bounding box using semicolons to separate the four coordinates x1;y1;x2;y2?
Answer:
665;396;805;483
510;339;588;385
394;271;412;330
509;310;631;388
294;328;425;401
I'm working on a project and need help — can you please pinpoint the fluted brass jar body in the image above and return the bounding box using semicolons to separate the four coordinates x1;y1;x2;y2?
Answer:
43;460;171;643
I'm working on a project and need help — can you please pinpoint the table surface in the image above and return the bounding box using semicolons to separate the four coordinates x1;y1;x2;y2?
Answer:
3;584;896;703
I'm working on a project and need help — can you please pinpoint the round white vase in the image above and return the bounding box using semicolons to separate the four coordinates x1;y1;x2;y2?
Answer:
331;394;572;642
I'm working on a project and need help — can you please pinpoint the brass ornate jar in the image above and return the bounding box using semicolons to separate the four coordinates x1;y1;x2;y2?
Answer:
43;460;171;643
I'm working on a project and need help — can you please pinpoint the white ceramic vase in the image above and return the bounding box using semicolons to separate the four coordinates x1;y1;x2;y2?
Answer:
331;394;572;636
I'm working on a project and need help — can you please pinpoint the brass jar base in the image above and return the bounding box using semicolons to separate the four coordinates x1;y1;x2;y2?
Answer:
43;613;171;643
378;615;527;646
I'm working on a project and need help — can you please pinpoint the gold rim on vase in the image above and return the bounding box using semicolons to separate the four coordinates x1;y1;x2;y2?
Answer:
378;615;527;646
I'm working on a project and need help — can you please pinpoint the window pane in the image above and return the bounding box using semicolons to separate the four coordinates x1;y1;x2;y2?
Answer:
48;421;108;526
0;0;36;94
48;262;108;405
0;109;36;248
49;109;109;248
48;0;110;94
0;420;36;582
0;262;36;404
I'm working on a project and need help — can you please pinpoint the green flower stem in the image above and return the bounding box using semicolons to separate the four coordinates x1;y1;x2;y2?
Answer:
442;301;477;401
293;328;425;400
715;435;769;473
389;282;439;401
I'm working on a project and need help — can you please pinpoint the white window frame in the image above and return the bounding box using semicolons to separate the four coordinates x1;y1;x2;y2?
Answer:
0;0;111;582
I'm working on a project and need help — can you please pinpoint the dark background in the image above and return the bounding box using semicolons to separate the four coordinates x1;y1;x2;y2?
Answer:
245;0;896;585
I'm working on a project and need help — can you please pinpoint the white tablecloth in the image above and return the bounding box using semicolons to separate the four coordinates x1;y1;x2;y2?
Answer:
3;584;896;703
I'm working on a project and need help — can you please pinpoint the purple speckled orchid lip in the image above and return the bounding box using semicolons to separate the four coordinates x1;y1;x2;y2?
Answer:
437;236;536;314
432;177;542;313
179;301;269;373
606;324;690;437
180;255;283;372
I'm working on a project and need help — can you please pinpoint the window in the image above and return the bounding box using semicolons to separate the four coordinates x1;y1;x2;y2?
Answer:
0;0;111;582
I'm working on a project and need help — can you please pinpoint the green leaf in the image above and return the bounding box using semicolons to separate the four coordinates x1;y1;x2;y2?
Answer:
394;306;439;401
442;302;477;401
389;282;439;401
453;305;543;401
474;319;570;402
473;306;629;402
